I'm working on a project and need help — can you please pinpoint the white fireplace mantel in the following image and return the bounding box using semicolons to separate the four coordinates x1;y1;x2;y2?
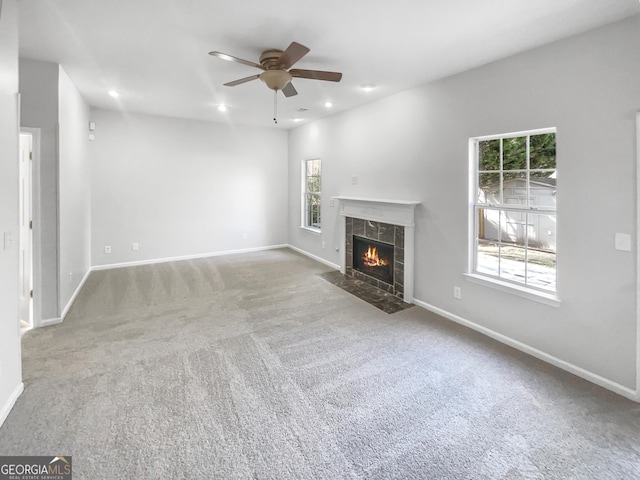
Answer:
333;196;420;227
334;196;421;303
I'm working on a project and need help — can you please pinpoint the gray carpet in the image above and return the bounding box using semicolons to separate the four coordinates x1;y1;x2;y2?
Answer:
0;248;639;479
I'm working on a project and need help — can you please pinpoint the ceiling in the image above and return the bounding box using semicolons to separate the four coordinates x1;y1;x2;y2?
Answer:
18;0;640;129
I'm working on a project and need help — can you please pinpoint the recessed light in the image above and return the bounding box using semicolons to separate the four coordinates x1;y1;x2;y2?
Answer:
291;118;304;122
360;84;376;92
217;104;228;112
108;90;119;98
324;102;333;108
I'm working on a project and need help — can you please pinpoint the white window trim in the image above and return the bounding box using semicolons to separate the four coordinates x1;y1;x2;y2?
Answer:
464;273;560;307
301;158;321;232
468;128;558;303
299;225;321;235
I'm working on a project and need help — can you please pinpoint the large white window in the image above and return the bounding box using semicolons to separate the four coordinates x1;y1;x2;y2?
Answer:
302;158;321;231
471;129;557;294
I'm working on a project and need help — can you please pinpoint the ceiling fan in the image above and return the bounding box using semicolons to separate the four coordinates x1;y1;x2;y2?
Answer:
208;41;342;98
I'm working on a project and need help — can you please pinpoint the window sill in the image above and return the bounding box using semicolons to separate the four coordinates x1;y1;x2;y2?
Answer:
464;273;560;307
300;226;321;235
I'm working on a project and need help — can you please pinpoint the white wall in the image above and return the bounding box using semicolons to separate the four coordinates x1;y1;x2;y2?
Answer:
0;0;23;426
19;58;59;321
58;66;91;311
289;16;640;391
90;109;288;265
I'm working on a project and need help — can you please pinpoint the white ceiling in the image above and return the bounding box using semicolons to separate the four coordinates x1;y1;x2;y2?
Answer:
18;0;640;129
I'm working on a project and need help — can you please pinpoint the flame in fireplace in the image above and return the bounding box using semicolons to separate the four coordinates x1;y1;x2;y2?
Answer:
363;245;389;267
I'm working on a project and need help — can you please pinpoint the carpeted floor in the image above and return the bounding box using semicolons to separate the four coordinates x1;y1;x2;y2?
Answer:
0;248;639;479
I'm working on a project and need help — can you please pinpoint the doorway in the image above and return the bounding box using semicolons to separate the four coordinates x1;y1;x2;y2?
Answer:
18;130;36;334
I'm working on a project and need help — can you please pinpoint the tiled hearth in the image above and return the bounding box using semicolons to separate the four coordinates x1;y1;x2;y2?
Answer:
346;218;405;298
320;270;413;314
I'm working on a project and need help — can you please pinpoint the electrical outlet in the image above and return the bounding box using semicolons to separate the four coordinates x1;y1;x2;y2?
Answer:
242;233;247;240
132;243;139;251
104;246;112;254
351;176;358;185
322;241;326;248
453;286;462;299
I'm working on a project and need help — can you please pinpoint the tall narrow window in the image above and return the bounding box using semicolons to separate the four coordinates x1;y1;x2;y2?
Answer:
471;129;557;294
303;158;321;231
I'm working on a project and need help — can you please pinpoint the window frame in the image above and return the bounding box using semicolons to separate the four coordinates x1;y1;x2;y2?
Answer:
301;158;321;233
467;128;559;304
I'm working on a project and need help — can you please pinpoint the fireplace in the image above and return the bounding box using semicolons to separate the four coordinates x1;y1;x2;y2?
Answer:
345;217;405;297
353;236;394;285
335;196;420;302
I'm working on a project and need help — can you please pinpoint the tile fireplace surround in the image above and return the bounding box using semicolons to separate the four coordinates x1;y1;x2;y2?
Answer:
334;197;420;303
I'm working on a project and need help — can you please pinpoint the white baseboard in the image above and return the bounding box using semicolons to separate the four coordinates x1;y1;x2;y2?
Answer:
0;382;24;428
40;317;62;327
59;268;92;320
36;269;92;329
91;244;289;271
287;244;340;270
413;298;639;403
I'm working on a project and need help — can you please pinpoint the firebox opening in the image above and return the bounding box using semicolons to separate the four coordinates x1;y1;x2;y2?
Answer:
353;235;394;285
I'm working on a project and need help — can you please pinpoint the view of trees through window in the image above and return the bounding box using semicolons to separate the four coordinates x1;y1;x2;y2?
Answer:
303;159;321;230
473;131;557;292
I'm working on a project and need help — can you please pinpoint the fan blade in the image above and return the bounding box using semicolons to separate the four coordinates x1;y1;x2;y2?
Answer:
277;42;310;69
289;69;342;82
209;51;265;70
224;74;260;86
282;82;298;97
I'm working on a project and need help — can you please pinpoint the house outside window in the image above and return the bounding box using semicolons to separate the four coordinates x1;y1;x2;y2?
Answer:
302;158;321;231
471;129;557;295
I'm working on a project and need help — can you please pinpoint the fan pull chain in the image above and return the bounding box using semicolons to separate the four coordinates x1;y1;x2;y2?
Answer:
273;90;278;124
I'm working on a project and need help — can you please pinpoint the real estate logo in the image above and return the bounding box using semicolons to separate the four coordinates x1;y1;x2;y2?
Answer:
0;456;72;480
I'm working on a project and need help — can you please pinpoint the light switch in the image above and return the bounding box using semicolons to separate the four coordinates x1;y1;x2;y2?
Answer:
3;231;13;250
614;233;631;252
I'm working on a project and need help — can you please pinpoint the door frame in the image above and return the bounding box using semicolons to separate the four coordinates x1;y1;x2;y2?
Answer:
636;112;640;401
20;127;41;329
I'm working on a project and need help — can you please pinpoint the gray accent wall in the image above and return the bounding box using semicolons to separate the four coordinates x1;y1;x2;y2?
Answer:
0;0;22;424
89;109;288;266
288;16;640;390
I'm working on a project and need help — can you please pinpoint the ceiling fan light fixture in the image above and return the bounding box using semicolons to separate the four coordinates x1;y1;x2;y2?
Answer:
259;70;293;91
